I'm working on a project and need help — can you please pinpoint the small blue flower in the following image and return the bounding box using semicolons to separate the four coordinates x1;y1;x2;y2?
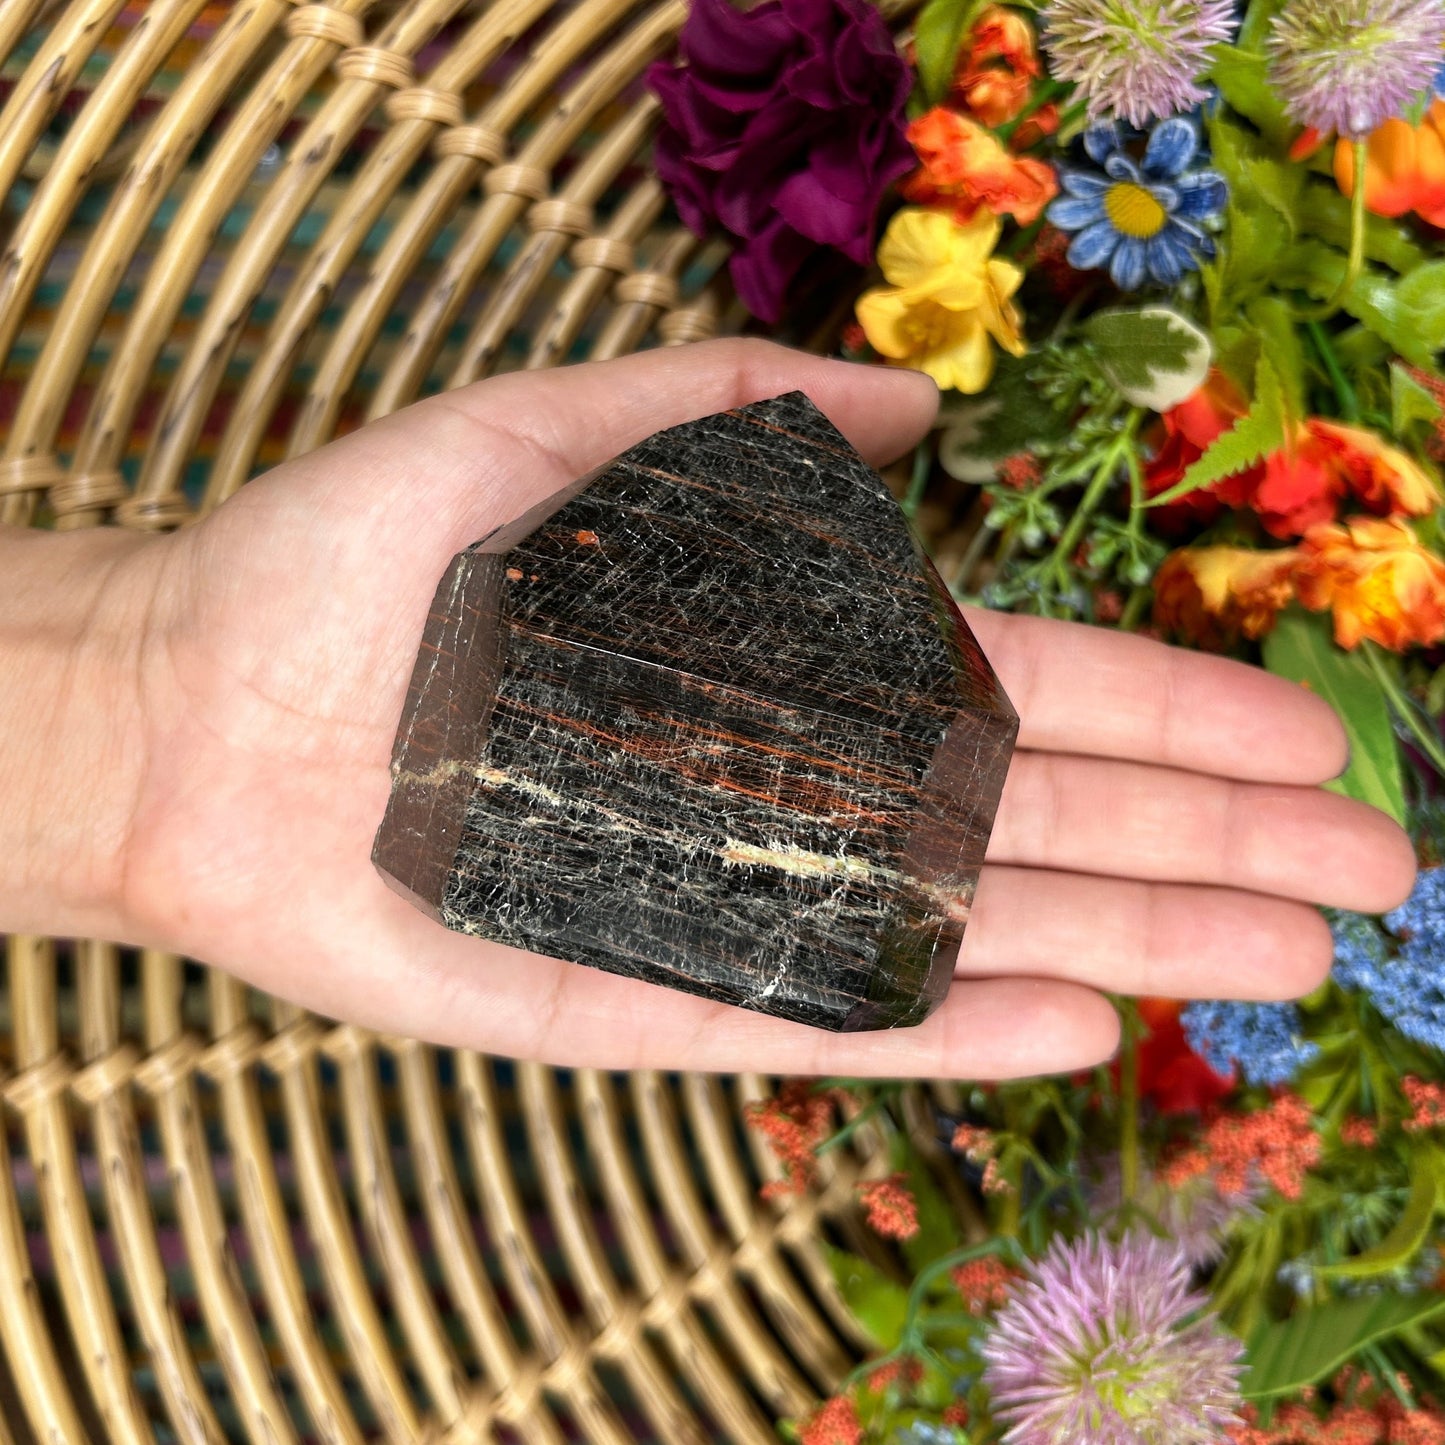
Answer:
1332;870;1445;1056
1046;116;1226;290
1181;1000;1320;1088
1329;909;1389;993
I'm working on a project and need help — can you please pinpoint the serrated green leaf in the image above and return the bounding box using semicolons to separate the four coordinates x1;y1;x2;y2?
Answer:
1246;297;1306;419
1245;1291;1445;1399
1295;185;1427;275
1082;307;1212;408
824;1245;910;1349
1392;362;1445;437
1208;118;1304;234
1262;608;1407;826
1208;47;1289;143
913;0;986;104
1316;1171;1438;1280
1147;356;1286;506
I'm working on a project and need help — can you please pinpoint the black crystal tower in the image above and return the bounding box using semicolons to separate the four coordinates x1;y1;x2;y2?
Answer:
373;393;1017;1031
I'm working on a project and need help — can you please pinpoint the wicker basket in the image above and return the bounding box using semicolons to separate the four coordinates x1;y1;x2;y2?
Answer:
0;3;953;1440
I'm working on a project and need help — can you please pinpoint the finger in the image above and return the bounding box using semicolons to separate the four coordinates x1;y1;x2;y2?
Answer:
988;751;1418;912
353;916;1122;1080
959;866;1335;1000
964;609;1350;786
272;338;940;548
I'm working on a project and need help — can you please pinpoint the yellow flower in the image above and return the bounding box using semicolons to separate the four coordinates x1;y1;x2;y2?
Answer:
855;208;1026;393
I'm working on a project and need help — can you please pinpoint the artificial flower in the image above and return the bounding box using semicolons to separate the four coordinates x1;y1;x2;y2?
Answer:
954;5;1042;127
1268;0;1445;138
857;1174;919;1239
1145;370;1262;528
855;207;1026;393
647;0;913;322
1334;98;1445;224
1152;545;1299;647
1306;417;1441;516
1089;1154;1257;1269
798;1396;863;1445
1181;1000;1321;1088
1295;515;1445;649
1162;1095;1322;1201
981;1232;1245;1445
1133;997;1237;1114
902;108;1059;225
1333;870;1445;1054
1048;118;1226;290
745;1080;839;1197
1039;0;1237;128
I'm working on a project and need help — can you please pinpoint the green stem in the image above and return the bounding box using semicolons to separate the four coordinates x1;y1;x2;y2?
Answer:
1118;585;1150;632
816;1095;891;1157
902;441;932;522
1299;140;1368;323
1118;1001;1141;1205
1306;319;1361;422
1364;640;1445;778
1043;411;1140;583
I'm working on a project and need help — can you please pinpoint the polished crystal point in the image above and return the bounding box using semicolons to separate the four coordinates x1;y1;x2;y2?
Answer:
373;392;1017;1031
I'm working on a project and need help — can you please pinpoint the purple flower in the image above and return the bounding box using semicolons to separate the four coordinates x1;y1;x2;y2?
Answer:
1268;0;1445;138
981;1232;1245;1445
1040;0;1238;128
647;0;913;322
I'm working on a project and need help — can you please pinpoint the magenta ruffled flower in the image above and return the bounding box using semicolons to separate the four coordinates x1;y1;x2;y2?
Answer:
981;1232;1244;1445
647;0;913;323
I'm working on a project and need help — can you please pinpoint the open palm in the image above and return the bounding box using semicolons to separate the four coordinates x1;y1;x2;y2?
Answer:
114;339;1415;1079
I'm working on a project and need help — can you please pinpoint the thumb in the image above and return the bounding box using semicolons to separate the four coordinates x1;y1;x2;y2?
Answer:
253;338;940;560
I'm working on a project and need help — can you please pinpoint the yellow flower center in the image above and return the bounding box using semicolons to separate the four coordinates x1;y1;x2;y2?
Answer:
1105;182;1168;239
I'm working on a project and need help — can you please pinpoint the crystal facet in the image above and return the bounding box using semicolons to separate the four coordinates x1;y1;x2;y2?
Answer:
373;393;1017;1031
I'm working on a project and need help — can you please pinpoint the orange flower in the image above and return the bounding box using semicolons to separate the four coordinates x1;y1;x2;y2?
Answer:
953;5;1040;127
799;1396;863;1445
1335;99;1445;227
1306;419;1441;517
1153;545;1299;647
902;108;1058;225
1295;516;1445;650
857;1174;920;1239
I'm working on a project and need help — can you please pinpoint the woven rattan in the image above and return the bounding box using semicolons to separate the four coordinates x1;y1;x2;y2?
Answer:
0;2;958;1440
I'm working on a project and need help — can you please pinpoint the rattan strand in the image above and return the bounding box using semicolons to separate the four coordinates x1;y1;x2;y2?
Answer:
0;1;934;1438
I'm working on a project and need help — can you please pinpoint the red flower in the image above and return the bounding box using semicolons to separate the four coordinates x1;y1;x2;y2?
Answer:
1131;998;1236;1114
902;107;1058;225
951;1257;1015;1314
1144;370;1262;530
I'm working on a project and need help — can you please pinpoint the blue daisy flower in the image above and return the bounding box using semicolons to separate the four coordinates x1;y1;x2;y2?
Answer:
1046;116;1227;291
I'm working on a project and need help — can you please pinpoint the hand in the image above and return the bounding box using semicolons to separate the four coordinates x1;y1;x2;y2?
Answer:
6;340;1417;1078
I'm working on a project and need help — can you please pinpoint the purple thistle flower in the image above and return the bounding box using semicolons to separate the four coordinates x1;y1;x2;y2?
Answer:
1040;0;1238;128
1268;0;1445;138
1088;1160;1261;1271
981;1233;1245;1445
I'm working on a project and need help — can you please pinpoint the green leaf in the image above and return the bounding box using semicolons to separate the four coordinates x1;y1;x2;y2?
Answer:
1246;297;1307;420
1262;608;1407;826
1316;1171;1439;1280
913;0;986;104
824;1245;910;1348
1245;1291;1445;1399
1392;362;1445;437
1397;262;1445;349
1208;117;1304;234
894;1148;964;1275
1208;48;1289;143
1296;185;1427;275
1147;355;1286;506
1082;307;1212;409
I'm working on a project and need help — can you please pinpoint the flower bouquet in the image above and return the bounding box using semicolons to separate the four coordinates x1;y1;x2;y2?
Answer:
647;0;1445;1440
